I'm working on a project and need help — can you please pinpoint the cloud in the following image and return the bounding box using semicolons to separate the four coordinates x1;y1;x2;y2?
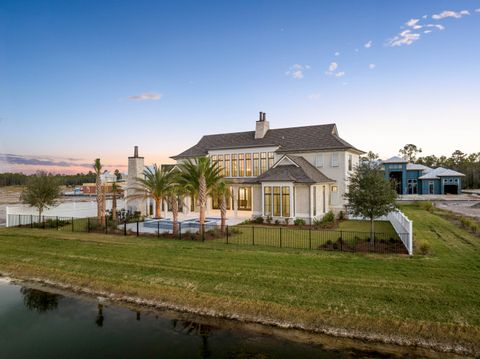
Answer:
308;92;321;100
328;62;338;72
425;24;445;30
335;71;345;77
432;10;470;20
368;64;376;70
387;30;421;47
0;154;126;174
0;154;91;168
285;64;310;79
422;15;428;19
364;40;373;48
406;19;422;29
424;30;432;34
128;92;162;101
476;8;480;13
334;51;340;56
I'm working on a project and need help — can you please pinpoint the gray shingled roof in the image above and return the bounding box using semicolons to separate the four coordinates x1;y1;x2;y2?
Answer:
172;123;363;159
255;155;334;183
419;167;465;180
382;156;408;164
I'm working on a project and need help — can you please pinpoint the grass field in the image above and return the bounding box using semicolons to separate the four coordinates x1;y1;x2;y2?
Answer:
0;205;479;354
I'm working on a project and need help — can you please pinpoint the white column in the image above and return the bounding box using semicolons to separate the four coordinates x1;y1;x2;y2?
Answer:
290;184;294;218
233;186;238;218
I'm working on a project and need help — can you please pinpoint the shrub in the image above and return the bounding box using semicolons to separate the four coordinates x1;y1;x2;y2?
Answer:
323;211;335;223
265;216;272;224
274;219;280;225
338;210;345;221
253;216;264;224
419;241;431;255
228;227;241;235
417;201;434;212
294;218;306;226
284;218;290;225
312;218;322;227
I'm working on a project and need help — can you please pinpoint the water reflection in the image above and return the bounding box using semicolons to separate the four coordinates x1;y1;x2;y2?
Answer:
96;304;104;327
20;287;62;313
172;319;214;358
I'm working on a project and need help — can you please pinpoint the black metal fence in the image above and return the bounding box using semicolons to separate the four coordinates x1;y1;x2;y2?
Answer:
7;214;408;254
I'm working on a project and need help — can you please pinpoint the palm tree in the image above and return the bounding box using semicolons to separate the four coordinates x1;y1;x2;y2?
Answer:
128;164;175;218
93;159;105;224
165;179;185;236
211;181;230;233
178;157;222;235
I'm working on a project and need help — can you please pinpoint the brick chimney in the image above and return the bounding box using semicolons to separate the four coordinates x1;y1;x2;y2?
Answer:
255;112;269;139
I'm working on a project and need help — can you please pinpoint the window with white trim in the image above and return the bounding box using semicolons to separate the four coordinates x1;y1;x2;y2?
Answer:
331;153;339;167
315;154;323;168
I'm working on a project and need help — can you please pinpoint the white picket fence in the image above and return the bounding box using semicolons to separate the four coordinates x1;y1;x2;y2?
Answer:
350;209;413;255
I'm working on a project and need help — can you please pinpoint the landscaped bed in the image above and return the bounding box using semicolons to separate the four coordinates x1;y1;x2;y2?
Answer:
0;205;479;355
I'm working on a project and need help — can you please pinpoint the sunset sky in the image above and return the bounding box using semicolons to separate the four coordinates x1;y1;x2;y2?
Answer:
1;0;479;174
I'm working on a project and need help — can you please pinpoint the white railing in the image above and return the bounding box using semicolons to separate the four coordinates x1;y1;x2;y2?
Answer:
349;209;413;255
387;210;413;255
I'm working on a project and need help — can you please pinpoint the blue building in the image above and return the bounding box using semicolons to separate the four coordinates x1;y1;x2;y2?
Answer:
382;156;464;195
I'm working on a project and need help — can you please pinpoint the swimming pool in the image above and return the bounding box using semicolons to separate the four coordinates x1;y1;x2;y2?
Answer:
143;217;220;230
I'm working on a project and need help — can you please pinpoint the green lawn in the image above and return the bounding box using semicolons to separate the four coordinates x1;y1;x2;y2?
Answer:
0;205;479;354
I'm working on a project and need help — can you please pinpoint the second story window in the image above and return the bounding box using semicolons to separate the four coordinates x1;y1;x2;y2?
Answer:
315;154;323;168
245;153;252;176
224;154;230;177
268;152;275;169
218;155;224;176
253;153;259;176
231;154;237;177
238;153;245;177
348;154;352;171
331;153;339;167
260;152;267;174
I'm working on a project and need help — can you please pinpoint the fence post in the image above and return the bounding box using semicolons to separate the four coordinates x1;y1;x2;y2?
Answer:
226;225;229;244
87;218;90;232
56;216;59;230
179;222;182;240
72;217;74;232
309;227;312;250
252;226;255;246
279;227;282;248
124;220;127;236
157;220;160;238
105;217;108;234
136;221;139;237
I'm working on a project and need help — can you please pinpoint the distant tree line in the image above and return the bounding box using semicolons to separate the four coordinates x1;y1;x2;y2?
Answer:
0;171;98;187
399;144;480;189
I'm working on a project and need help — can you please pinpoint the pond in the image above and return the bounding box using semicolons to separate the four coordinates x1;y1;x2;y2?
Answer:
0;280;451;358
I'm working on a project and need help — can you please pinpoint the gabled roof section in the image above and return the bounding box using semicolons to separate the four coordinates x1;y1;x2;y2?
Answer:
256;155;334;184
383;156;408;164
171;123;363;159
419;167;465;179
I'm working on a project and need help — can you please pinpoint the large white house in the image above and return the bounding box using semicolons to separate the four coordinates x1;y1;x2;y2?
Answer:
126;113;364;222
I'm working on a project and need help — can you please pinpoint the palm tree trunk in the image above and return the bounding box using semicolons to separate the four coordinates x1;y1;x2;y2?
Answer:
220;193;226;233
171;197;179;236
96;176;102;221
198;175;207;236
101;186;106;225
112;191;117;221
155;198;161;218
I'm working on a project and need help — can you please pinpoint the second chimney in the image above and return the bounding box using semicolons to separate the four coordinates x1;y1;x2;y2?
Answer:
255;112;269;139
